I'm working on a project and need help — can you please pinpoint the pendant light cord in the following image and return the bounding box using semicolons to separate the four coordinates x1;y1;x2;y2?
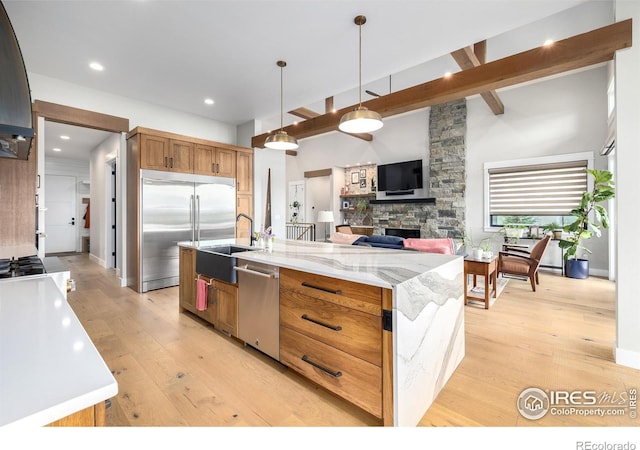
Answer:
358;20;362;107
280;63;284;131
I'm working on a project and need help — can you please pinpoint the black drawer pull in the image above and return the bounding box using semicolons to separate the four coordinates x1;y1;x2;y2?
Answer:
301;355;342;378
301;282;342;295
301;314;342;331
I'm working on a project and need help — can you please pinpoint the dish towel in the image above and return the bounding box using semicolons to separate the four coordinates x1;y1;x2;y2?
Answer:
196;278;208;311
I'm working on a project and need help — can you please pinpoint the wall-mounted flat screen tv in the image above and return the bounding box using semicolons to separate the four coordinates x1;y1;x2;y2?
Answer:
377;159;423;192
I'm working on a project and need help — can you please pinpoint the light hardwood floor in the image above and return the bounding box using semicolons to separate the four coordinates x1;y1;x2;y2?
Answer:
62;254;638;427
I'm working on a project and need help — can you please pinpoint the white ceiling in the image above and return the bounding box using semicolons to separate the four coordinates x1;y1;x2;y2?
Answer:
3;0;602;131
44;122;115;161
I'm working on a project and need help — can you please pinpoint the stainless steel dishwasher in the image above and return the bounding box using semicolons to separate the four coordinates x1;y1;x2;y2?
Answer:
234;261;280;361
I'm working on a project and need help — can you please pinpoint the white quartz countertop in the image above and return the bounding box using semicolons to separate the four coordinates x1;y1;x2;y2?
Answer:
0;276;117;427
181;238;460;289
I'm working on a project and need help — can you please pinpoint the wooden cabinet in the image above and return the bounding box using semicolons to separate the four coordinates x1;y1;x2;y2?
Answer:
236;150;254;238
46;402;106;427
194;144;236;177
178;246;238;337
140;135;194;172
179;246;196;311
279;268;385;419
236;151;253;195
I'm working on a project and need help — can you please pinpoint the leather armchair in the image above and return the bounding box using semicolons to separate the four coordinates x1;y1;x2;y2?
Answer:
498;235;551;291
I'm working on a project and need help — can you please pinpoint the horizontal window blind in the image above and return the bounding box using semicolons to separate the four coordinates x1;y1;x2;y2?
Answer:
489;160;587;216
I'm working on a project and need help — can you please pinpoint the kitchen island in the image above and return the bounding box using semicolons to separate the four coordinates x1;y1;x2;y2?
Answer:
179;238;464;427
0;276;117;426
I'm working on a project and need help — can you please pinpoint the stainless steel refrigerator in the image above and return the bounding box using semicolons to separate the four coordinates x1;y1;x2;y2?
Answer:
140;169;235;292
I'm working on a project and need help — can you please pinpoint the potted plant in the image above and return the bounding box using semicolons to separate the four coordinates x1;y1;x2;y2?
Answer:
542;222;563;240
558;169;615;279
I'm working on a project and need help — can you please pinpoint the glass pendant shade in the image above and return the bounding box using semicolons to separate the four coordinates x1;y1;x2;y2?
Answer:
264;130;298;150
338;106;383;133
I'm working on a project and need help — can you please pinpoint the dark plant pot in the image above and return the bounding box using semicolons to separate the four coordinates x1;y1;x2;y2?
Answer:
565;258;589;279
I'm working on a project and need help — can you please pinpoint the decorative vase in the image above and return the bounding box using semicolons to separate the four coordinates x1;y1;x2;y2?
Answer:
565;258;589;279
266;238;273;251
257;237;265;249
472;248;483;259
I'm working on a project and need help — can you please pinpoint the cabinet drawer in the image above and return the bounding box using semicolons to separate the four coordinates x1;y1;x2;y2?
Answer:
279;268;382;316
280;327;382;419
280;290;381;366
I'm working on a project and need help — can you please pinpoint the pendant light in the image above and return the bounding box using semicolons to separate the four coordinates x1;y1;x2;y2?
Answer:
265;60;299;150
339;15;383;134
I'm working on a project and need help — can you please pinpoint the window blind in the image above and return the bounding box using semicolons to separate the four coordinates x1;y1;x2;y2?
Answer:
488;160;588;216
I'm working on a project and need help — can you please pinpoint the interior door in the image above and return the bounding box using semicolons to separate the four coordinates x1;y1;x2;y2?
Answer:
305;176;331;240
45;174;76;253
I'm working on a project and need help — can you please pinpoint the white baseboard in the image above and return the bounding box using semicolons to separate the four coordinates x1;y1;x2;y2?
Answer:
89;253;106;268
590;268;609;278
615;346;640;370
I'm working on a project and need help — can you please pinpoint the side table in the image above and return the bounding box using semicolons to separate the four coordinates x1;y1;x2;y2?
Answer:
464;256;498;309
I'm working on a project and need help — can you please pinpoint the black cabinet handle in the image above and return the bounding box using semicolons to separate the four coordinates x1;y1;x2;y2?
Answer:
301;314;342;331
164;156;168;167
301;282;342;295
301;355;342;378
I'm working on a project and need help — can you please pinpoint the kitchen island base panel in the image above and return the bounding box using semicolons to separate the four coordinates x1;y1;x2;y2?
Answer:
393;258;465;426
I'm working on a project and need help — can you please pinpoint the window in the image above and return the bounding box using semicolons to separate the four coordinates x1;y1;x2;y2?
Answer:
484;153;593;230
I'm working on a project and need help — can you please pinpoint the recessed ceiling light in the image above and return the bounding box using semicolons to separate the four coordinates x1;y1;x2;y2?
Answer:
89;62;104;71
544;39;554;47
444;71;452;78
52;148;61;152
204;98;214;105
60;135;70;140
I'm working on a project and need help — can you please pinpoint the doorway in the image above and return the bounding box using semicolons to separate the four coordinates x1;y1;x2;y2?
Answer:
44;174;76;254
305;174;332;241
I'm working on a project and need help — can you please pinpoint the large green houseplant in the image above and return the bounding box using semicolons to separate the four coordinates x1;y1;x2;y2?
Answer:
558;169;615;279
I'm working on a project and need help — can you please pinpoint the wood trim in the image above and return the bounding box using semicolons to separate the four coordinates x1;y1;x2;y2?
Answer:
285;150;298;156
252;19;632;148
325;97;334;113
33;100;129;133
474;40;487;65
127;126;251;153
304;168;332;178
382;288;394;427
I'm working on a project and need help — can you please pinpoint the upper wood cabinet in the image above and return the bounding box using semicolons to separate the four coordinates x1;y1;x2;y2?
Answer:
193;144;236;177
236;151;253;195
140;134;193;172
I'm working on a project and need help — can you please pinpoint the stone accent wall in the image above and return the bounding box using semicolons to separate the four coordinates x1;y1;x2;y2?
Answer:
372;100;466;238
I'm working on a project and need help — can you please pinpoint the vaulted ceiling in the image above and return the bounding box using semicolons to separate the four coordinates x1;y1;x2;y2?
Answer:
4;0;609;133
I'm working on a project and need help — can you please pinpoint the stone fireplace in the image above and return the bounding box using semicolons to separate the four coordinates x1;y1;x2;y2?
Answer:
372;99;467;238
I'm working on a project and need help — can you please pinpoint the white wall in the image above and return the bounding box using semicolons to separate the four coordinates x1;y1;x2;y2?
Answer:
29;73;237;144
44;157;90;252
467;66;610;274
253;148;286;241
614;0;640;369
89;134;120;268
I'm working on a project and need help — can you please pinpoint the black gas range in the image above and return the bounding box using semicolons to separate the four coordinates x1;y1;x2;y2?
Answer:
0;255;46;278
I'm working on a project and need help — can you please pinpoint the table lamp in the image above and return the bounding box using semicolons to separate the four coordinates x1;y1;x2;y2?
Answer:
317;210;335;241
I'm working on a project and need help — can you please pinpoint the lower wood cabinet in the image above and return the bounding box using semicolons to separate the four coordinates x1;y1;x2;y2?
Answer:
46;402;106;427
279;267;390;421
178;246;238;337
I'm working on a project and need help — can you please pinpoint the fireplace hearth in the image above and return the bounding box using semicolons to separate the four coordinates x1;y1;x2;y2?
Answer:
385;228;420;239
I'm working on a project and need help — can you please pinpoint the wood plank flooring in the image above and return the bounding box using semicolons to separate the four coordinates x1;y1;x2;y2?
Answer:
61;254;639;428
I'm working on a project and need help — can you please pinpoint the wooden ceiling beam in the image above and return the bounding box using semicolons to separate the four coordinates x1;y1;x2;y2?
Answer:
287;98;372;142
451;42;504;115
288;107;320;119
252;19;632;148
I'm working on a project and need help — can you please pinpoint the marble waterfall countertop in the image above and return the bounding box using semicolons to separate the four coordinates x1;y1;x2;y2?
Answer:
0;276;117;426
182;238;465;426
182;238;461;290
